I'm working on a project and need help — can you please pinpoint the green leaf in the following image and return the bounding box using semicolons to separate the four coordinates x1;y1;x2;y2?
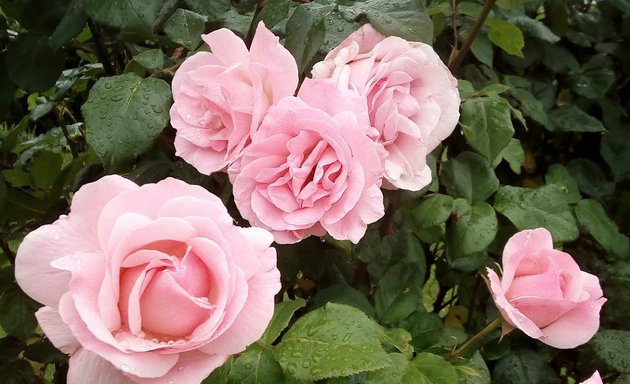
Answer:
375;262;424;324
591;330;630;373
30;151;63;189
84;0;164;36
410;194;454;228
545;164;582;204
509;15;560;43
48;0;86;49
81;73;172;170
442;151;499;202
185;0;230;23
381;327;414;354
486;17;524;57
493;350;560;384
130;49;165;71
470;32;493;67
0;359;35;384
568;54;615;100
365;353;410;384
494;185;579;243
446;199;497;257
256;0;292;30
261;298;307;345
359;0;433;43
0;173;6;212
274;303;391;381
567;158;614;199
164;9;207;50
497;138;524;174
496;0;521;9
401;353;460;384
284;3;329;74
460;96;515;162
228;345;286;384
0;285;39;340
309;284;375;318
454;351;491;384
202;357;233;384
399;311;443;352
549;105;605;133
5;33;65;92
601;128;630;182
575;199;630;259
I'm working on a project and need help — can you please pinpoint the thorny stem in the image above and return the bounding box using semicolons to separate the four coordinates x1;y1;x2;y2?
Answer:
448;0;497;75
446;317;502;361
88;19;115;76
55;106;79;158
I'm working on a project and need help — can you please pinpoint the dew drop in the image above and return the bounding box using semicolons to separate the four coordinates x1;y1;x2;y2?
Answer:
336;26;344;32
120;364;130;373
151;104;163;113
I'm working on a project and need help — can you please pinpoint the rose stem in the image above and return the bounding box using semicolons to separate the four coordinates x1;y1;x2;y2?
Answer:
445;317;502;361
448;0;498;75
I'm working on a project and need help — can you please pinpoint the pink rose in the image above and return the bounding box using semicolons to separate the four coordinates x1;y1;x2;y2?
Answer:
312;24;460;191
486;228;606;349
228;78;385;244
15;175;280;384
170;22;298;174
581;371;603;384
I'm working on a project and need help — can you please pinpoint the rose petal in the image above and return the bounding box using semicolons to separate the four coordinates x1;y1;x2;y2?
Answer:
66;349;132;384
36;306;80;354
130;351;228;384
539;297;607;349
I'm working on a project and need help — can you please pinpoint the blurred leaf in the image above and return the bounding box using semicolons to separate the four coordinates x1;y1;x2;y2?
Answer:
567;158;614;199
591;330;630;373
229;345;285;384
460;96;514;162
471;32;493;67
81;73;172;170
509;15;560;43
274;303;391;381
48;0;86;49
202;357;234;384
261;298;307;345
549;105;605;133
568;54;615;100
545;164;582;204
446;199;497;257
442;151;499;202
0;359;35;384
1;0;68;34
365;352;409;384
575;199;630;259
494;185;579;242
375;262;424;324
0;173;6;212
402;353;460;383
399;311;443;352
84;0;164;36
486;17;524;57
164;9;206;50
31;151;64;190
5;33;65;92
131;49;165;70
493;350;560;384
601;128;630;182
0;285;39;341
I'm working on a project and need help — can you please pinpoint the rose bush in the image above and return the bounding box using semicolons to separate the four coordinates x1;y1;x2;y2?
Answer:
15;175;280;384
311;23;460;191
170;22;298;174
228;79;385;244
486;228;607;349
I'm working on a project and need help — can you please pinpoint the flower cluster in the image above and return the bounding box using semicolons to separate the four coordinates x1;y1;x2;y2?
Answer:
170;22;460;244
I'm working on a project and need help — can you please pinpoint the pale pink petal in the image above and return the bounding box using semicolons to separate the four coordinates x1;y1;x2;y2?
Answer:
36;306;80;354
202;28;250;65
580;371;602;384
130;351;228;384
539;297;607;349
501;228;554;290
201;252;280;355
486;268;544;340
67;349;132;384
249;22;299;102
